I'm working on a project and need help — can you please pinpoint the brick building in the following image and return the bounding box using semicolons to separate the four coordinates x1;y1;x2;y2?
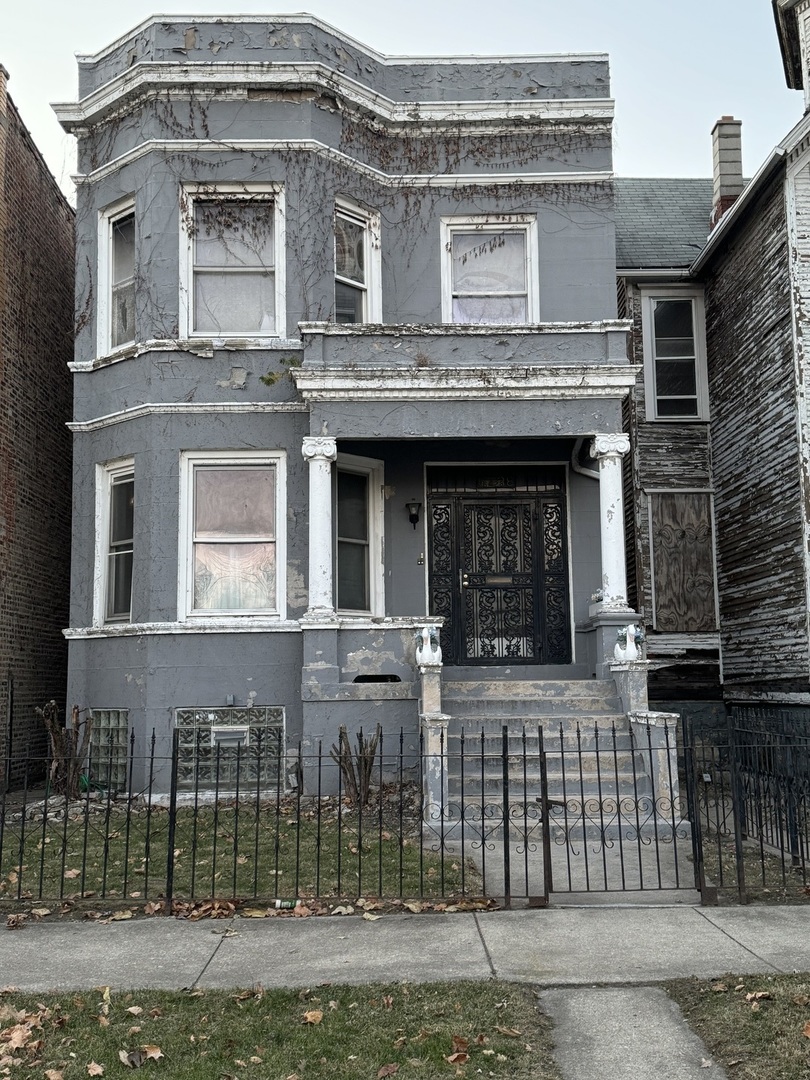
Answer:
0;66;74;783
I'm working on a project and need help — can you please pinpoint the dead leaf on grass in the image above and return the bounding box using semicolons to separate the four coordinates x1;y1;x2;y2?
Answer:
710;983;728;993
126;1007;143;1016
794;995;810;1007
302;1010;323;1025
5;915;25;931
494;1025;521;1037
44;1070;64;1080
803;1020;810;1039
142;1045;163;1060
446;1052;469;1065
377;1065;399;1078
64;869;81;880
87;1063;104;1076
745;991;771;1002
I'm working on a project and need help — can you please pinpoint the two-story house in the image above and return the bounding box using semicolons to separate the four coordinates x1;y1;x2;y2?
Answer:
55;15;682;791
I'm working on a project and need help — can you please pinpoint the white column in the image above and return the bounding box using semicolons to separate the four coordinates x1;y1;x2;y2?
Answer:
302;436;337;616
590;433;632;611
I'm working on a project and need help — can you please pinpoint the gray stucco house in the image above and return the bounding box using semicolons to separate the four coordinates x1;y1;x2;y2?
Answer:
55;15;706;791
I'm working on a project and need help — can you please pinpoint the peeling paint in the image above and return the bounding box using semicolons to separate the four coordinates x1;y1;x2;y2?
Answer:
216;366;249;390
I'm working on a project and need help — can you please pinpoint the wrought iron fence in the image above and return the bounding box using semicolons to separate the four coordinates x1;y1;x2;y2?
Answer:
0;721;697;909
684;706;810;903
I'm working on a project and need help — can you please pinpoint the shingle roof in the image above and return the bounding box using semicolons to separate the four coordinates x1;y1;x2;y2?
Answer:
614;178;714;269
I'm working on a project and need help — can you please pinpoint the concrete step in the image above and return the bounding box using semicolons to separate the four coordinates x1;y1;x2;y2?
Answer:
443;698;623;718
446;720;633;748
442;678;619;702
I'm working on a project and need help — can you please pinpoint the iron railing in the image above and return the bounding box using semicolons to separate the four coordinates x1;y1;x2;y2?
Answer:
0;721;696;908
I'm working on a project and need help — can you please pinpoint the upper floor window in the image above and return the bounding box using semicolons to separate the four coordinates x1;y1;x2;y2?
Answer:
94;459;134;625
441;216;538;325
180;185;286;338
98;198;136;357
641;290;708;420
334;200;382;323
179;450;287;620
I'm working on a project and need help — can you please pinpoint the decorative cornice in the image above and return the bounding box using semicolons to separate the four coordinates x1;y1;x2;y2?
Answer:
55;60;613;133
293;365;638;402
71;137;614;189
298;320;631;337
69;336;304;372
302;436;338;462
68;401;308;433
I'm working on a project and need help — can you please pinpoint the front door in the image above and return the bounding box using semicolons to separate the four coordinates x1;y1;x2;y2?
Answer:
427;465;571;666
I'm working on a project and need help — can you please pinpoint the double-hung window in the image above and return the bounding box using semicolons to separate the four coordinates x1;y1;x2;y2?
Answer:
441;216;538;324
334;455;384;615
95;460;134;625
334;200;381;323
180;185;285;338
180;451;286;619
98;199;136;356
641;289;708;420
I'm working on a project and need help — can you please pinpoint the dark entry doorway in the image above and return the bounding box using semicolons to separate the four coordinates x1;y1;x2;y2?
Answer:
427;465;571;666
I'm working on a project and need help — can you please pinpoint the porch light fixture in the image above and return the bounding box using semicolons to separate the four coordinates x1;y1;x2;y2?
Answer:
406;500;422;529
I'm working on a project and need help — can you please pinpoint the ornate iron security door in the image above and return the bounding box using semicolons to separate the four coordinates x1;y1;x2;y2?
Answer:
428;467;571;665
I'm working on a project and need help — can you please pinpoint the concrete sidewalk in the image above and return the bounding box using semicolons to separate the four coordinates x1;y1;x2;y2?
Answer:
3;904;808;1080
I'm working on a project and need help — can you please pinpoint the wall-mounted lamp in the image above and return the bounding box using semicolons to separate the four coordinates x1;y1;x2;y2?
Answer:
406;500;422;529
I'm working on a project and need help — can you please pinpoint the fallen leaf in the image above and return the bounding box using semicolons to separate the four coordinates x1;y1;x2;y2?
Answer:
392;1036;406;1049
98;1016;110;1028
44;1070;64;1080
803;1020;810;1038
330;905;354;916
362;912;382;922
494;1025;522;1037
241;909;268;919
142;1046;163;1061
445;1052;469;1064
377;1065;399;1078
302;1010;323;1025
750;1002;761;1012
794;995;810;1007
711;983;728;993
745;991;771;1002
403;902;423;914
451;1035;469;1054
383;995;393;1010
64;869;81;879
87;1063;104;1076
110;911;133;922
118;1049;145;1068
30;908;51;918
126;1007;143;1016
701;1059;712;1068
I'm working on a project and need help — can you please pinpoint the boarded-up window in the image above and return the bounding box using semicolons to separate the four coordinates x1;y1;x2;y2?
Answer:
650;492;716;632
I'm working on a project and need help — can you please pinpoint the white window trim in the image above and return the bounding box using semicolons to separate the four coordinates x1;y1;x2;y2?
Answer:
440;215;538;325
179;449;287;623
97;196;136;359
640;287;709;422
334;197;382;323
93;457;135;627
179;183;286;341
335;453;385;617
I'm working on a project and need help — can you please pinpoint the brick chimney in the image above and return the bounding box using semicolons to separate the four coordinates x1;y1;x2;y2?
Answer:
710;116;743;229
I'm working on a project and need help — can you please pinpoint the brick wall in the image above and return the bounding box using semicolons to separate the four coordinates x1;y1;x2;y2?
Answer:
0;70;74;784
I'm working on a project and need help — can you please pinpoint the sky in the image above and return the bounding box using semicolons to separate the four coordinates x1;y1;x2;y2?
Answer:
2;0;802;199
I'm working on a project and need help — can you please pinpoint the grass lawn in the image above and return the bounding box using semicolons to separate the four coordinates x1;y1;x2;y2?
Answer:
668;974;810;1080
0;981;561;1080
0;795;475;905
699;833;810;904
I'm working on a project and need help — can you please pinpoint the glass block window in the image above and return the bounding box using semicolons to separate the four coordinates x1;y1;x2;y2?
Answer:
89;709;129;792
174;707;284;791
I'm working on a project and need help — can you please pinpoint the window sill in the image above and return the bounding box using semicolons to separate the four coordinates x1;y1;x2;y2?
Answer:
65;619;301;639
71;337;304;372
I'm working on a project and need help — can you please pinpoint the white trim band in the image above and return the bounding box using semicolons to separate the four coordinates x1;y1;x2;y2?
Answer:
69;401;308;433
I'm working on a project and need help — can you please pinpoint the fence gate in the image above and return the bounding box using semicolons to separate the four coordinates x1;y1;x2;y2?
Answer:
423;720;699;904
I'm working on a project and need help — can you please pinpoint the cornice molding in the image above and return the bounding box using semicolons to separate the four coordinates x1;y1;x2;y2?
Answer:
55;59;613;132
292;364;638;401
68;401;308;432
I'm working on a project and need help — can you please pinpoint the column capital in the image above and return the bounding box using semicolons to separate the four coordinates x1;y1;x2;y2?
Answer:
302;436;337;463
590;433;630;459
